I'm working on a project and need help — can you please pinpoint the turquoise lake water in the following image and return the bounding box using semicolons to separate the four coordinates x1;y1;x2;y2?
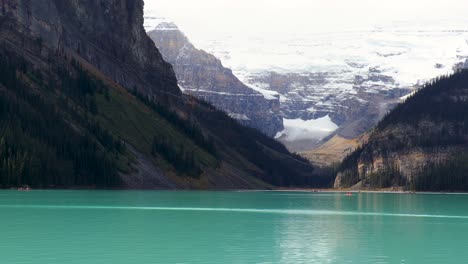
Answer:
0;190;467;263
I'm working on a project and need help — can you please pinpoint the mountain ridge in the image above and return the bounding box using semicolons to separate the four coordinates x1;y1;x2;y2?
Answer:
147;21;283;137
161;17;468;152
0;0;321;189
335;70;468;191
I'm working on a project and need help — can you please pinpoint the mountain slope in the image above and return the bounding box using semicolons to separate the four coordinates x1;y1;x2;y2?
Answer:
147;21;283;137
164;17;468;152
0;0;317;189
335;70;468;191
300;134;368;167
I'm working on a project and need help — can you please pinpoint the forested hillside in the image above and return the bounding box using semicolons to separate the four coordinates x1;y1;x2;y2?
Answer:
336;70;468;191
0;0;320;189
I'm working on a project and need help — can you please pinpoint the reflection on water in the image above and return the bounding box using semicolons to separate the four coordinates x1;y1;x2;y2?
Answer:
277;193;468;264
1;204;467;218
0;191;467;264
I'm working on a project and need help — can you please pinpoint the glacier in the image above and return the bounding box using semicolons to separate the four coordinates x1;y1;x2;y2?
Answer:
144;9;468;151
277;115;339;142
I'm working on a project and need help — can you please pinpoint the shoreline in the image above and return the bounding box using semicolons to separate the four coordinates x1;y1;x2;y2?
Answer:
273;188;468;195
5;187;468;195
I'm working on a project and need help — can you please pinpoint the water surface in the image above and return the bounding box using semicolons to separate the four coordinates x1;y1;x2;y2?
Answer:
0;190;467;263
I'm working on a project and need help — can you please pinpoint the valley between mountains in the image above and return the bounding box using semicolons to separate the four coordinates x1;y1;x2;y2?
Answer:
0;0;320;189
144;11;468;191
0;0;467;192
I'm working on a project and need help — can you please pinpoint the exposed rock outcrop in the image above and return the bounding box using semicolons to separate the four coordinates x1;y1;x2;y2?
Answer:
0;0;316;189
186;24;468;151
335;71;468;191
248;70;410;140
2;0;180;98
147;22;283;137
301;134;368;167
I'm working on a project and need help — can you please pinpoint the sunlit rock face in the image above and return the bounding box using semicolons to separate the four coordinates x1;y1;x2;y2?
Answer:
146;19;283;137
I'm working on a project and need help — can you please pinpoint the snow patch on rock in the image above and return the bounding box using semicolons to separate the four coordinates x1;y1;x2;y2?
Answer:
229;113;250;121
276;115;338;142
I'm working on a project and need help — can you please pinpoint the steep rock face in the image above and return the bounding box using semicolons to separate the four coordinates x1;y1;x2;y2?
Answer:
185;23;468;152
335;143;455;189
2;0;180;97
249;70;410;139
335;71;468;191
147;22;283;137
0;0;317;189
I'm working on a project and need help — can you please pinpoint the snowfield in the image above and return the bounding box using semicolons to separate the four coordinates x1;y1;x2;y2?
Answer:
198;21;468;91
144;10;468;149
276;115;339;142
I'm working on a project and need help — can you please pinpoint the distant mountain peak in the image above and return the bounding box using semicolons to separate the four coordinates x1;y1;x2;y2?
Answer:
144;15;176;31
155;22;179;31
147;20;284;137
0;0;316;189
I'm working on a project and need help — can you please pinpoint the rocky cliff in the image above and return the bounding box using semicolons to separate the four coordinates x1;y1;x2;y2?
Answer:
182;22;468;152
249;70;410;139
335;70;468;191
0;0;317;189
2;0;180;98
147;21;283;137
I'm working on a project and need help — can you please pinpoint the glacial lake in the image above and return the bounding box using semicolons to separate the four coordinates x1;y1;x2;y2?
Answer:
0;190;467;263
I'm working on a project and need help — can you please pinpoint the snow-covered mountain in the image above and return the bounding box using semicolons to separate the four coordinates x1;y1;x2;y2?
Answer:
146;21;283;137
198;21;468;150
145;11;468;152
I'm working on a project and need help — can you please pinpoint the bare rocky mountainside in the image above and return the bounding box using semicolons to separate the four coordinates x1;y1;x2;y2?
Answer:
144;15;468;158
335;70;468;191
26;0;179;97
147;22;283;137
0;0;324;189
301;134;368;167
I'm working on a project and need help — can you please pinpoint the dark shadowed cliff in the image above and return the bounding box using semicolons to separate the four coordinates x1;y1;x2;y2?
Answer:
0;0;321;189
